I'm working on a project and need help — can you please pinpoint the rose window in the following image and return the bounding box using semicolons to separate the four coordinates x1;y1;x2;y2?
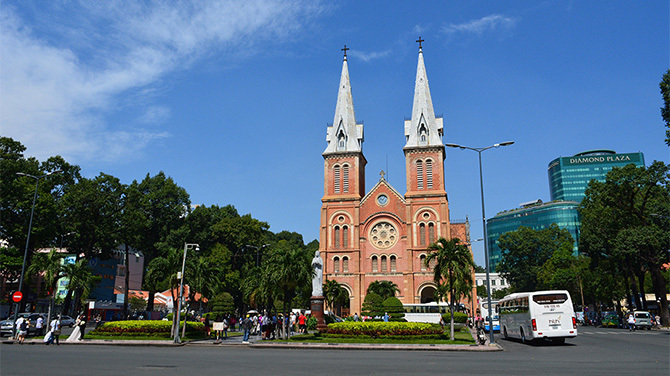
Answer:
369;222;398;250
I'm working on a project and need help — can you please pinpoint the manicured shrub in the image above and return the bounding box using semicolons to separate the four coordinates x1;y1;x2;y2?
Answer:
92;320;204;336
166;312;187;321
441;311;468;324
382;297;406;322
307;315;317;330
361;292;383;318
326;322;443;337
208;292;235;319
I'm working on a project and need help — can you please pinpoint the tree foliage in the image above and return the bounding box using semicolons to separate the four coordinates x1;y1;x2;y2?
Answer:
497;224;574;292
366;280;400;301
580;161;670;325
661;69;670;146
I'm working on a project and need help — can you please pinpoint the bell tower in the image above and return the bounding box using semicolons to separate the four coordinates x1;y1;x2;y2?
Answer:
320;47;366;306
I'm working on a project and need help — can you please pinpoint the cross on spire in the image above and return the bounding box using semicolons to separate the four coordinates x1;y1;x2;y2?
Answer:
416;36;424;50
380;170;385;179
342;45;349;59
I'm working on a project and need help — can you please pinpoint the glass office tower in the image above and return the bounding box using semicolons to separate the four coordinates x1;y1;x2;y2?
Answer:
487;200;580;272
548;150;645;202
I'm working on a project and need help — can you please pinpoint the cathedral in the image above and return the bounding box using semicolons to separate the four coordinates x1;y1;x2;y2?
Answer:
319;42;474;315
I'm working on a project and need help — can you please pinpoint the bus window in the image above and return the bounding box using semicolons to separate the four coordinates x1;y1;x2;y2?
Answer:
532;293;568;304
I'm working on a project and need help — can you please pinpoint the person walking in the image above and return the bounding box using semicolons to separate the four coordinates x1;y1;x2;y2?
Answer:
222;316;229;340
17;317;29;344
242;314;252;344
36;315;45;336
298;312;307;333
47;316;61;345
627;313;636;331
353;312;359;322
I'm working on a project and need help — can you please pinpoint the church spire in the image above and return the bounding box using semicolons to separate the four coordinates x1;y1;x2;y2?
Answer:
404;38;443;148
324;46;364;154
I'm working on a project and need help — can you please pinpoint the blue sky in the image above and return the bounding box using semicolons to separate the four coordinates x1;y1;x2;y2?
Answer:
2;1;668;266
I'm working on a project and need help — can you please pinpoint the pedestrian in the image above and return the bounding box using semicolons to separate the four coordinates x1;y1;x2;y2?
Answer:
627;313;635;331
383;312;390;322
49;315;61;345
353;312;359;322
222;316;229;340
17;317;29;344
78;313;87;340
242;314;252;343
14;316;25;340
298;312;307;333
204;315;211;338
36;315;44;336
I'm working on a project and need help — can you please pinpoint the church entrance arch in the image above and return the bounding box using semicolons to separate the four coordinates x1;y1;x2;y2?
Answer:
419;285;436;303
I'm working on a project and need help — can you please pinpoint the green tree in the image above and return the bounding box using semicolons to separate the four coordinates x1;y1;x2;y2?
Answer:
361;292;384;319
382;296;405;321
264;242;311;338
580;162;670;325
537;248;591;310
497;224;574;292
366;280;400;301
209;292;235;318
661;69;670;146
129;172;190;311
323;279;349;315
476;284;488;298
425;237;475;340
62;259;101;315
27;248;65;325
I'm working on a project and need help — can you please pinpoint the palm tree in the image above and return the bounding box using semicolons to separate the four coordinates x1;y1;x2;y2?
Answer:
425;237;475;340
62;259;101;315
323;279;349;315
186;256;221;315
145;247;182;336
367;280;400;300
27;249;65;326
265;243;311;339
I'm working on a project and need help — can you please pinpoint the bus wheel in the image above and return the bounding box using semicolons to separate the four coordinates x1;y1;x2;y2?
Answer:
520;328;527;344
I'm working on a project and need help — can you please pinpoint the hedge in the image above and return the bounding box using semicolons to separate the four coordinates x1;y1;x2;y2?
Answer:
441;312;468;324
93;320;204;336
326;322;442;337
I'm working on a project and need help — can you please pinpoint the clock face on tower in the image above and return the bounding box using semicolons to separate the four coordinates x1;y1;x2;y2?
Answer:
377;194;388;206
369;222;398;250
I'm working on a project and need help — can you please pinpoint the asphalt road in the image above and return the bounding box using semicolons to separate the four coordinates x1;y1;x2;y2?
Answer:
1;326;668;375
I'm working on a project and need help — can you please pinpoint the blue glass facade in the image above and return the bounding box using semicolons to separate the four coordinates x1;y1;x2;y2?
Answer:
548;150;645;203
487;201;580;272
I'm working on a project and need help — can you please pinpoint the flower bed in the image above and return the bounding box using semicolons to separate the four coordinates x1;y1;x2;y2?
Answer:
92;320;204;337
326;322;443;337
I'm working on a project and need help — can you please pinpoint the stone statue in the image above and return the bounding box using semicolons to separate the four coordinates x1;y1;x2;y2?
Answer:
311;250;323;296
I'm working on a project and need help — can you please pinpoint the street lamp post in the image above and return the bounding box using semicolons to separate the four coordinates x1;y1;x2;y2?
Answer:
245;244;270;267
174;243;199;344
445;141;514;345
12;170;62;338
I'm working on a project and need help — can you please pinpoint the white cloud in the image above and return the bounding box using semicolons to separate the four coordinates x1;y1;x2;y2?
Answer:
349;49;391;63
442;14;519;37
0;1;325;163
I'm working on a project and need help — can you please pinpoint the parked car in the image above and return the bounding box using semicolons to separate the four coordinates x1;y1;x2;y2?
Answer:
60;315;75;327
631;311;653;330
601;314;620;328
0;318;14;337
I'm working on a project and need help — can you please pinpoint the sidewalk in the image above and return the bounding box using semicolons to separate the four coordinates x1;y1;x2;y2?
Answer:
3;330;503;351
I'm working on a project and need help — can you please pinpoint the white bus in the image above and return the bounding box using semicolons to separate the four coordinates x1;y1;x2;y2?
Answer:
479;299;500;332
403;302;466;324
499;290;577;344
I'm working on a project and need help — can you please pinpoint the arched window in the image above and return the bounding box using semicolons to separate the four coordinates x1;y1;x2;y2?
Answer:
342;225;348;248
419;123;428;145
343;256;349;273
334;226;340;248
372;256;378;272
426;159;433;189
381;255;387;272
342;165;349;193
420;255;427;271
419;223;426;246
390;255;396;272
428;222;435;243
334;165;341;193
337;129;346;151
416;160;424;189
333;257;340;273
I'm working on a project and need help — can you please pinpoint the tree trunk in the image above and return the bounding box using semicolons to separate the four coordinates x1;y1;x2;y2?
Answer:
147;290;155;312
649;266;670;326
637;271;647;310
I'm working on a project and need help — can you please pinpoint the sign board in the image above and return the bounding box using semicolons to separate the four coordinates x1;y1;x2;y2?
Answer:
12;291;23;303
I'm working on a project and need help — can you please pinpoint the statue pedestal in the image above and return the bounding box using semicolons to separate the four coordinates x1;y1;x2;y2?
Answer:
310;296;328;332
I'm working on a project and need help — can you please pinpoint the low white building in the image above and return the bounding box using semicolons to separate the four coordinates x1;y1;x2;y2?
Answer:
475;272;509;295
